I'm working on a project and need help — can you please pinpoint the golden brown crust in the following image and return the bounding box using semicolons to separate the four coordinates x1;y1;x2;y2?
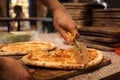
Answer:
87;49;103;68
22;48;103;70
0;41;56;56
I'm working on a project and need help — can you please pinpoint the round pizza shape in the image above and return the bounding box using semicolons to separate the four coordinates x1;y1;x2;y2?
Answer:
22;48;103;70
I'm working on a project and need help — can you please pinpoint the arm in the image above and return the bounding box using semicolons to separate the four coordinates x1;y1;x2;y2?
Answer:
38;0;65;12
39;0;78;43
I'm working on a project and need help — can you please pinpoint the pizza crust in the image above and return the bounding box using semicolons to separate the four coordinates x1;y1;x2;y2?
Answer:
87;50;103;68
22;57;85;69
0;52;27;56
22;48;103;70
0;41;56;56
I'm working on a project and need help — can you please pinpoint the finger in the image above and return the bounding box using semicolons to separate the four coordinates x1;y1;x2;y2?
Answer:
27;68;35;74
64;22;78;34
55;25;70;43
23;65;35;74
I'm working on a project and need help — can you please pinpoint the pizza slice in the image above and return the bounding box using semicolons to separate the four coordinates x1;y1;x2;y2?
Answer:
22;48;103;69
0;41;56;56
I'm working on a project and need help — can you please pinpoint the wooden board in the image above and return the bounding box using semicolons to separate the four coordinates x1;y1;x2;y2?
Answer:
93;14;120;19
92;19;120;23
3;55;110;80
3;54;111;80
79;31;119;38
27;56;111;80
78;26;120;36
81;40;114;51
93;8;120;12
92;23;120;27
80;35;120;43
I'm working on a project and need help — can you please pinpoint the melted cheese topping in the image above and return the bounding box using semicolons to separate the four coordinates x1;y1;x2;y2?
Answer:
27;48;76;64
26;48;98;65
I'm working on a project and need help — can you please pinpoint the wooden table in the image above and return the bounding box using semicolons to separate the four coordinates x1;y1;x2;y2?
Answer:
0;17;53;32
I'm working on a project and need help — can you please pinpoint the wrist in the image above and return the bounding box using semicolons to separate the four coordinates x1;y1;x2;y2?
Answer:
47;0;66;14
53;7;66;13
52;7;68;18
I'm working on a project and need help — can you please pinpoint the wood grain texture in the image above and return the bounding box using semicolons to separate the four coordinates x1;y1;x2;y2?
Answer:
80;35;120;43
6;55;111;80
78;26;120;36
93;13;120;19
93;8;120;12
81;40;114;51
29;56;111;80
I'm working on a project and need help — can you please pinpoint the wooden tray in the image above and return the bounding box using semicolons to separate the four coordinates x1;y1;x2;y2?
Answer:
79;31;119;38
28;56;111;80
3;50;111;80
93;14;120;19
4;54;111;80
78;26;120;36
80;35;120;43
92;19;120;23
93;8;120;12
81;40;114;51
92;23;120;27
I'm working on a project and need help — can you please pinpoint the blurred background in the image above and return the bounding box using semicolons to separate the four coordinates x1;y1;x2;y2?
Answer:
0;0;120;32
0;0;119;51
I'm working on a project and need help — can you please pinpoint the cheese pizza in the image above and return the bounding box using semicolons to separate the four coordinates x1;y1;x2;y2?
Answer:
22;48;103;69
0;41;56;56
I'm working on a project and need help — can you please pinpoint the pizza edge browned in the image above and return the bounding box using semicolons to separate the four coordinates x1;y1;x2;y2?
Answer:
87;50;103;68
0;41;56;56
21;49;103;70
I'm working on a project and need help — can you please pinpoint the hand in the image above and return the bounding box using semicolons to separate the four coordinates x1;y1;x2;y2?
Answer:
53;9;78;43
0;57;34;80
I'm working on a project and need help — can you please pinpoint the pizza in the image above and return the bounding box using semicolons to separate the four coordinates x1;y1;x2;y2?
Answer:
22;48;103;69
0;41;56;56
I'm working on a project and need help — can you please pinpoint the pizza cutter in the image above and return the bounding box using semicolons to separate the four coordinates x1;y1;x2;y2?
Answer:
68;32;89;65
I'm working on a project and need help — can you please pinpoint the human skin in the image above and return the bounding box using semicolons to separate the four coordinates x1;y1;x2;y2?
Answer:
39;0;78;43
0;57;34;80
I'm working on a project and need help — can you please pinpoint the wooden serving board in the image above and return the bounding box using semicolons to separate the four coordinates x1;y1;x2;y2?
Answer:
27;56;111;80
1;55;110;80
7;55;110;80
3;50;111;80
80;35;120;43
92;22;120;28
93;14;120;19
92;19;120;24
78;26;120;36
93;8;120;12
79;31;119;38
80;39;115;51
